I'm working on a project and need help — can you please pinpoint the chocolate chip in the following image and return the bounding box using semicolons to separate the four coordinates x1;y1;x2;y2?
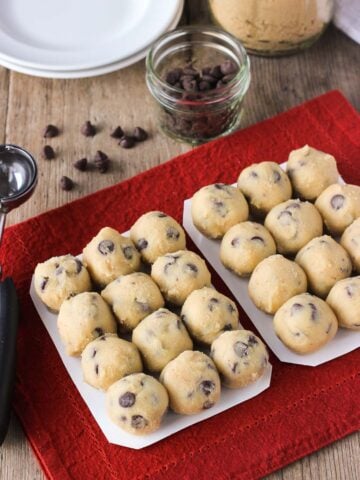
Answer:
176;318;182;329
119;392;136;408
119;135;136;149
73;157;87;171
94;327;104;337
42;145;55;160
222;73;236;83
273;170;281;183
325;323;332;334
131;415;148;429
346;285;354;297
228;303;236;313
122;245;133;260
231;237;241;247
231;362;238;373
94;150;110;173
330;194;345;210
157;212;168;218
182;78;198;92
234;341;249;357
214;183;226;190
202;67;211;75
166;227;180;240
291;303;304;315
203;401;214;409
223;323;233;331
91;349;97;358
209;65;223;79
185;263;198;275
250;236;264;244
165;68;183;85
74;258;83;274
60;176;74;191
183;66;199;77
40;277;49;291
308;303;318;321
43;124;59;138
137;238;148;251
220;60;237;75
202;74;218;85
55;266;64;275
200;380;215;396
208;297;219;311
95;364;99;375
277;210;293;225
249;170;258;178
133;127;148;142
286;202;301;210
81;120;96;137
98;239;115;255
135;300;150;313
100;336;106;341
247;335;258;346
110;126;124;139
198;81;211;91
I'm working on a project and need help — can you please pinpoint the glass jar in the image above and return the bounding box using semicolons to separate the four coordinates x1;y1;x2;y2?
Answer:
209;0;334;56
146;26;250;145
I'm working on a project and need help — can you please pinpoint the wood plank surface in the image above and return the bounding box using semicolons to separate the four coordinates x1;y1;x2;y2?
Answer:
1;1;360;479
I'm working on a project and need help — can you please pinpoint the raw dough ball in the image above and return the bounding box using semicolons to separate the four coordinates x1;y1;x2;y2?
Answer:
151;250;211;306
160;350;221;415
180;287;239;345
34;254;91;312
273;293;338;353
264;199;323;255
82;227;141;287
220;221;276;276
286;145;339;200
326;277;360;330
210;330;269;388
132;308;193;372
191;183;249;239
106;373;169;435
57;292;117;356
315;184;360;235
101;272;164;332
237;161;292;216
248;254;307;314
295;235;352;298
130;211;186;263
341;218;360;272
81;334;143;390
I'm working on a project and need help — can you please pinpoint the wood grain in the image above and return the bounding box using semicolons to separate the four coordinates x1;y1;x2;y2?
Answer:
1;1;360;479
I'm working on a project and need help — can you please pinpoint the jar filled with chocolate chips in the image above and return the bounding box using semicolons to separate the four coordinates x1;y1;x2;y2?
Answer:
146;26;251;145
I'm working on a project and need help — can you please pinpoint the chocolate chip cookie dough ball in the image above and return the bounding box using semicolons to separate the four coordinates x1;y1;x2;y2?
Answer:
57;292;117;356
181;287;239;345
341;218;360;272
264;199;323;255
326;277;360;330
211;330;269;388
237;161;292;216
248;255;307;314
106;373;169;435
273;293;338;353
82;227;140;287
315;184;360;235
191;183;249;239
130;211;186;264
81;334;143;390
295;236;352;298
286;145;339;201
132;308;193;372
101;272;164;332
151;250;211;306
160;351;221;415
220;222;276;276
34;254;91;311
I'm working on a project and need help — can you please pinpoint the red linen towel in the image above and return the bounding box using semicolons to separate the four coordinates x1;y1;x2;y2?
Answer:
2;90;360;480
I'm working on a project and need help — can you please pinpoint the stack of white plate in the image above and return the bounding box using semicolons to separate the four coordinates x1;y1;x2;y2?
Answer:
0;0;184;78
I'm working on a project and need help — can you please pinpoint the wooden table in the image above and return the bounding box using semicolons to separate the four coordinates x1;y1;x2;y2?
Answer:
1;2;359;479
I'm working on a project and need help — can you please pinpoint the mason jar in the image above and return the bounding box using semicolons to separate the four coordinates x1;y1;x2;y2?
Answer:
146;26;251;145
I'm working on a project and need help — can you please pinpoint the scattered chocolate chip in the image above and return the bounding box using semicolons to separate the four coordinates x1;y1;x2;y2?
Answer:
176;318;182;329
231;362;238;373
92;349;97;358
325;323;332;334
60;176;74;191
121;416;127;422
220;60;237;75
131;415;148;429
198;80;211;91
209;65;223;79
231;236;241;247
185;263;198;275
119;392;136;408
98;239;115;255
291;303;304;315
166;227;180;240
122;245;134;260
234;341;249;357
247;335;258;346
273;170;281;183
157;212;167;218
330;194;345;210
100;336;106;341
249;170;258;178
74;258;83;274
119;135;135;149
73;157;87;171
94;327;104;337
93;150;110;173
277;210;293;225
133;127;148;142
43;124;59;138
223;324;233;331
40;277;49;291
81;120;96;137
308;303;318;321
135;300;150;313
42;145;55;160
137;238;148;251
250;236;265;244
214;183;226;190
208;297;219;312
182;78;198;92
286;202;301;210
110;126;124;139
55;266;64;275
165;68;183;85
346;285;354;297
203;401;214;409
228;303;236;314
200;380;215;396
95;364;99;375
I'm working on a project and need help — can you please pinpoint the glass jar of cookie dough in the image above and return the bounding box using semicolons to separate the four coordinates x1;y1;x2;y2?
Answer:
146;26;251;145
208;0;335;56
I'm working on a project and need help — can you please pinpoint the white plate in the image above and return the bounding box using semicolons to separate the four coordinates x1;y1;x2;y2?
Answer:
183;164;360;367
0;3;184;79
0;0;182;71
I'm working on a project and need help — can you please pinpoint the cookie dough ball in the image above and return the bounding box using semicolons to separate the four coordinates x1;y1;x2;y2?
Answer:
160;351;221;415
273;293;338;353
106;373;168;435
286;145;339;201
57;292;117;356
81;334;143;390
326;277;360;330
237;161;292;216
130;211;186;264
101;272;164;332
315;184;360;235
210;330;269;388
132;308;193;372
248;254;307;314
82;227;141;287
181;287;239;345
264;199;323;255
34;254;91;311
341;218;360;272
151;250;211;306
191;183;249;239
295;235;352;298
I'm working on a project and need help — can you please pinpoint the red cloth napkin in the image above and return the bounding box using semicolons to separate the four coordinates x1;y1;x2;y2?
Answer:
2;90;360;480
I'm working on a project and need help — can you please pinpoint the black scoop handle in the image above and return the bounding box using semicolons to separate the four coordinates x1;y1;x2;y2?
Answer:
0;277;18;445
